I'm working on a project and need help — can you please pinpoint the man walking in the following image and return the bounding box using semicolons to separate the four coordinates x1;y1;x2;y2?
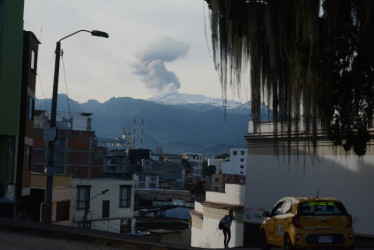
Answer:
221;210;236;248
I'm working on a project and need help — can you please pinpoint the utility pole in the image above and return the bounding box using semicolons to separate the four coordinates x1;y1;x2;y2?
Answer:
43;30;108;223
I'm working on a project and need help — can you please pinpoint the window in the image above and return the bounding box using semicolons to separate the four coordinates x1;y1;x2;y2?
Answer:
215;178;219;182
271;201;284;216
240;165;244;169
240;158;244;162
25;145;32;170
31;49;36;70
120;185;131;208
150;176;157;182
138;176;145;181
282;200;292;214
28;97;34;120
102;200;110;218
56;201;70;221
76;186;90;210
233;151;237;155
298;201;346;216
241;151;245;155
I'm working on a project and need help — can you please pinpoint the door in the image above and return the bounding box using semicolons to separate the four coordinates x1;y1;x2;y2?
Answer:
267;201;285;244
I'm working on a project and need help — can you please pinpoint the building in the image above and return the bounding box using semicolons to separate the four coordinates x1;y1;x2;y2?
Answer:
182;152;202;183
72;178;135;234
31;111;107;178
0;0;24;215
133;173;159;189
16;31;40;214
244;118;374;237
20;173;76;225
221;148;248;176
190;184;245;248
207;157;222;174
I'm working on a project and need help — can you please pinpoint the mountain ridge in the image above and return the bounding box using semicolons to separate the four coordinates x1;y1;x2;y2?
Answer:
35;93;263;156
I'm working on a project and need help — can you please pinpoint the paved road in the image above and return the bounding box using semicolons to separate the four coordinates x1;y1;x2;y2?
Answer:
0;230;122;250
1;229;372;250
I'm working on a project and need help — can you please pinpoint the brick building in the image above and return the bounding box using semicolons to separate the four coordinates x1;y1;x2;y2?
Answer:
31;111;106;179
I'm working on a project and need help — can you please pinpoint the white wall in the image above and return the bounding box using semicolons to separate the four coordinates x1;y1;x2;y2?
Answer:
244;147;374;236
72;178;135;233
221;148;247;175
191;184;245;248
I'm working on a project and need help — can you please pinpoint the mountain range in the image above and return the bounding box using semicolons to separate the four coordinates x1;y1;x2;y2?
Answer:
35;93;268;156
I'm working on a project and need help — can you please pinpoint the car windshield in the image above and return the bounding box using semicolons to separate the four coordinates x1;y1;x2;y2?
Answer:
298;201;347;216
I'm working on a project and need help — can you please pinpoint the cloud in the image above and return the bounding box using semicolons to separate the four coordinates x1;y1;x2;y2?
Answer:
133;37;190;95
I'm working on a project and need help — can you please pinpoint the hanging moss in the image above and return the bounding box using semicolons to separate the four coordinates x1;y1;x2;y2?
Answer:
206;0;374;156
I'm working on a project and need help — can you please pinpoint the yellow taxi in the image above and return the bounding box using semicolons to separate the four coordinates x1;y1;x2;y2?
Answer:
260;197;355;250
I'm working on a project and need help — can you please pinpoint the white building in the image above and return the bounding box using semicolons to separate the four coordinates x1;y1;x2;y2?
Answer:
183;152;202;182
190;184;245;248
72;178;135;234
54;112;92;131
221;148;248;176
207;158;222;174
244;118;374;237
133;173;159;189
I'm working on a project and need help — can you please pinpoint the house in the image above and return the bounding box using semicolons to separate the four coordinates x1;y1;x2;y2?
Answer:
243;118;374;237
182;152;202;183
72;178;135;234
0;0;28;216
20;172;76;225
134;173;159;189
190;184;245;248
16;31;41;216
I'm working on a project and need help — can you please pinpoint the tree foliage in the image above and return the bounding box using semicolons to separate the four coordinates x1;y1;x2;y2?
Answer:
205;0;374;155
202;164;217;176
189;180;207;195
214;153;229;159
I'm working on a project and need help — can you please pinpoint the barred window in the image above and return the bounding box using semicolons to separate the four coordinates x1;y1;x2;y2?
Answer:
56;201;70;221
76;186;90;210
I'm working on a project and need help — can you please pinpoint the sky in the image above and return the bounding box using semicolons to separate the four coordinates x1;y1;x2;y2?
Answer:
23;0;250;104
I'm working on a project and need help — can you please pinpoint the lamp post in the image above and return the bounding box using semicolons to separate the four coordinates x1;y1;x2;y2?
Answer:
83;189;109;228
43;30;109;223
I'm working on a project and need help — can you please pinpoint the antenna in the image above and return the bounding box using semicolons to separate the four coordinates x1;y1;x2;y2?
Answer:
141;119;144;149
316;190;319;198
133;119;136;149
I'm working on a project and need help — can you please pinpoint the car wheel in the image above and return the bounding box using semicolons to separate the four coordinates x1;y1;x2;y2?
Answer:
284;234;296;250
260;231;271;250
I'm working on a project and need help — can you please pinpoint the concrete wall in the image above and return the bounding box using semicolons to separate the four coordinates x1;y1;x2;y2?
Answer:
72;179;135;234
191;184;245;248
244;138;374;237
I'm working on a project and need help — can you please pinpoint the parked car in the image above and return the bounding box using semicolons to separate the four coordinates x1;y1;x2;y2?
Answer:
260;197;355;250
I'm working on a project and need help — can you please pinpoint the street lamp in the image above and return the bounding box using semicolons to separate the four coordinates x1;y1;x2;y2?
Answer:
43;30;109;224
83;189;109;228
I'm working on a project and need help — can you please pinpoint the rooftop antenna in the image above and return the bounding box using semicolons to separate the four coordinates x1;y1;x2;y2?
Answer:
133;119;136;149
316;190;319;198
141;119;144;149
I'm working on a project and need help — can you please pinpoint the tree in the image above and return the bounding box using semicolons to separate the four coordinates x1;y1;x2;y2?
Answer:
205;0;374;155
189;180;207;196
202;164;217;176
214;153;229;159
